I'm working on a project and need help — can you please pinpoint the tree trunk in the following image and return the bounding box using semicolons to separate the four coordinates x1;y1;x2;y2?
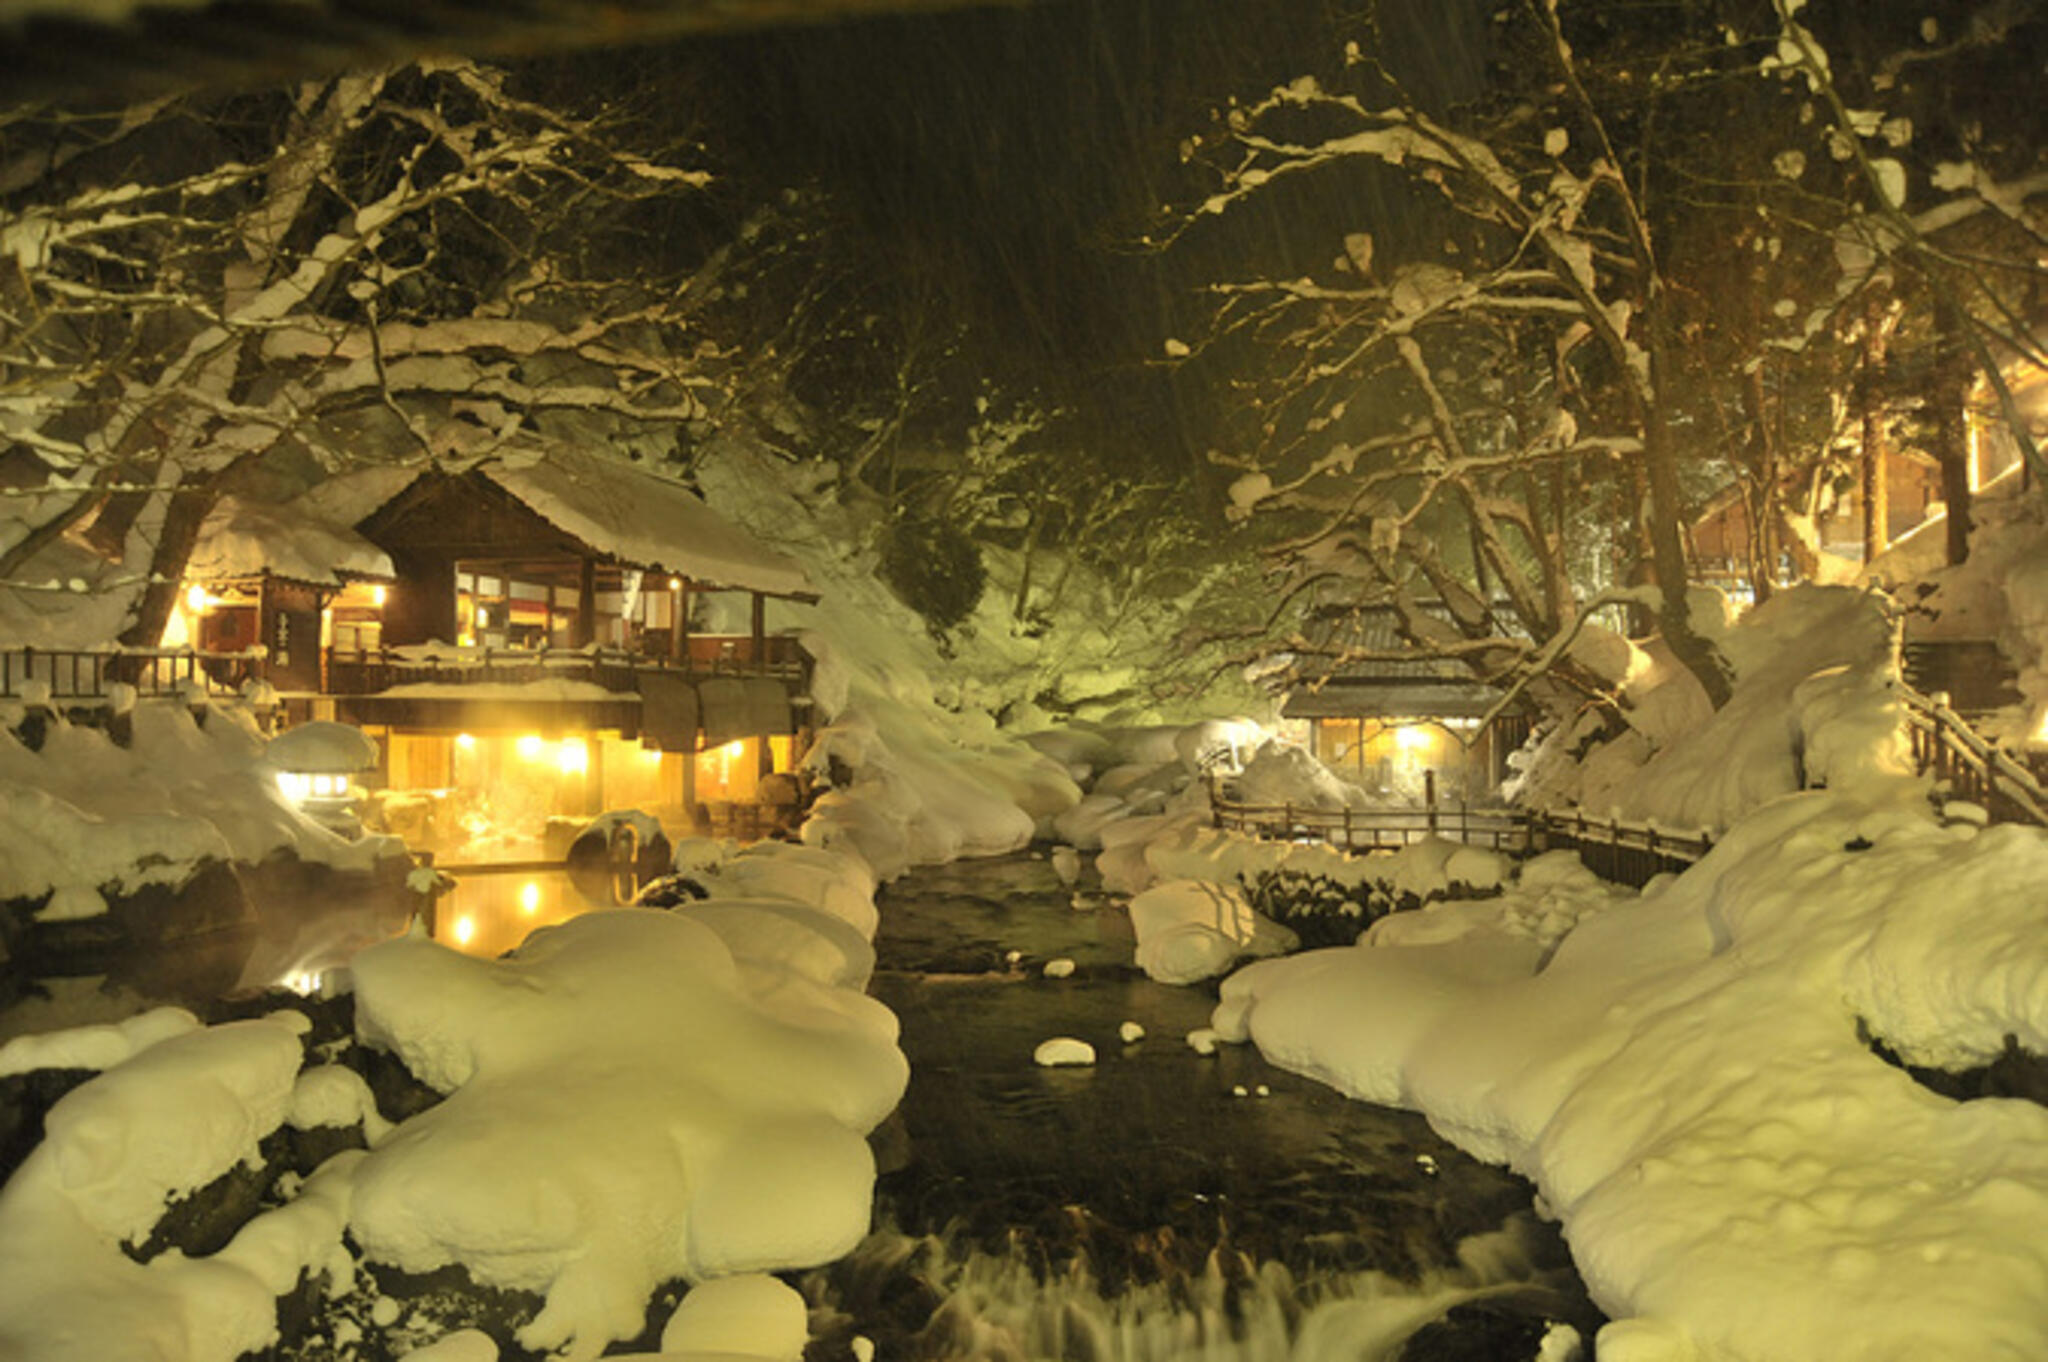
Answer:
1012;500;1042;624
1859;305;1891;564
1642;327;1734;707
1740;366;1778;605
116;473;224;654
1932;297;1975;566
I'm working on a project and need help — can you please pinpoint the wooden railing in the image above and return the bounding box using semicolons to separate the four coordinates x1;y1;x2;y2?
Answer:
1524;807;1715;885
323;635;809;695
0;636;810;703
0;645;263;700
1209;791;1713;888
1215;682;2048;890
1209;794;1530;855
1900;687;2048;826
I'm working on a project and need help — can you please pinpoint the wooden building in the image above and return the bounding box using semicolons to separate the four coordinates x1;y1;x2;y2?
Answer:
178;451;820;856
1282;609;1532;804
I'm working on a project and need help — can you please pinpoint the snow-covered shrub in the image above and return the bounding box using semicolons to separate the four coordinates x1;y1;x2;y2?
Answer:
879;515;986;639
1240;870;1391;949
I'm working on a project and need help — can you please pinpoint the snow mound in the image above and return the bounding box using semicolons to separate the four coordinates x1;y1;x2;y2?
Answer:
0;1004;199;1079
347;909;907;1358
1128;878;1297;985
1520;585;1908;830
0;703;398;910
1234;738;1366;811
1217;783;2048;1360
0;1013;354;1362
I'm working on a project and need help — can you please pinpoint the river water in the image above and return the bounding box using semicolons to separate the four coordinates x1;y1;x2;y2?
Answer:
805;852;1603;1361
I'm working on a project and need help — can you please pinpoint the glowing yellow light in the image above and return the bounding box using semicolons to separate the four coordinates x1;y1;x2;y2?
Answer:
456;733;476;750
184;584;212;613
557;738;589;775
475;605;490;627
668;577;683;591
640;746;664;764
370;584;388;607
519;881;541;916
724;740;745;759
452;915;476;946
1394;725;1431;753
276;771;311;802
515;734;545;761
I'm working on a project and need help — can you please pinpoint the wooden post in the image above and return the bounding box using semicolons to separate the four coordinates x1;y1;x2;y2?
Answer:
573;559;597;649
1424;770;1438;834
750;592;767;667
669;577;690;664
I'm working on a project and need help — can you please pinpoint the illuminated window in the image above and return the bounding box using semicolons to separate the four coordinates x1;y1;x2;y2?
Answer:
515;734;545;761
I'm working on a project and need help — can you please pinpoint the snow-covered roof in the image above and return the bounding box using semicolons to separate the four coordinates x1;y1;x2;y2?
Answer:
188;452;815;599
475;450;815;599
187;494;394;587
1282;604;1513;718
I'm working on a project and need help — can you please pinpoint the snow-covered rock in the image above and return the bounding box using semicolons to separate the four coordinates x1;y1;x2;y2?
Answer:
1215;782;2048;1361
346;909;906;1357
1127;878;1297;985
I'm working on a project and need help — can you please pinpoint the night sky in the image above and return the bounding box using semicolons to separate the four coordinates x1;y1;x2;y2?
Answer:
662;0;1493;470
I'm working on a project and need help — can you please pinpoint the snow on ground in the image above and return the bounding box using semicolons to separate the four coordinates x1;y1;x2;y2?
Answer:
0;837;901;1362
0;1010;360;1362
1510;585;1909;831
1883;476;2048;743
1212;780;2048;1361
663;435;1094;876
347;902;904;1357
1106;583;2048;1361
0;698;399;913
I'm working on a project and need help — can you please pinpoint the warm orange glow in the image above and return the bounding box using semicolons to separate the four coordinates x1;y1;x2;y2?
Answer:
184;584;213;614
371;584;388;607
724;740;745;759
641;746;664;764
456;733;476;750
452;915;476;945
519;881;541;916
668;576;683;591
515;734;545;761
1394;725;1431;752
556;738;589;775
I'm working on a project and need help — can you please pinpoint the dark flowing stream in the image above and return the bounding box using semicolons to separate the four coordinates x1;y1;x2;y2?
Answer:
0;850;1605;1361
807;852;1604;1361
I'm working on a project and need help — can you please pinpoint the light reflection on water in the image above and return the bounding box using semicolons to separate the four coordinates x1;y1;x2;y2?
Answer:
431;869;612;957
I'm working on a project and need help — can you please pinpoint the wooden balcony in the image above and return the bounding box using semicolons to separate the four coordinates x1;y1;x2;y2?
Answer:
321;634;809;696
0;634;809;706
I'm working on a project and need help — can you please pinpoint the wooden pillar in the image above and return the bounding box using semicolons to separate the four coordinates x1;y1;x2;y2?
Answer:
668;577;690;663
750;592;766;665
573;559;597;649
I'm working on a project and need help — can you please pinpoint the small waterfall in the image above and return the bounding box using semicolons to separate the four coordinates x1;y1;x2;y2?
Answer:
813;1216;1583;1362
